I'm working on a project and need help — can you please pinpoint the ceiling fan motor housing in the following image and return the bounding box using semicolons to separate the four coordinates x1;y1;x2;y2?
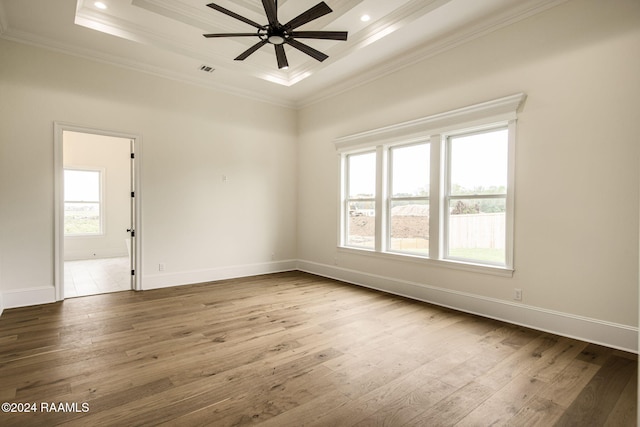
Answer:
261;27;286;45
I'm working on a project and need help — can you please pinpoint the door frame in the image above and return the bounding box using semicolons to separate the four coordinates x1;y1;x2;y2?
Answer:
53;122;142;300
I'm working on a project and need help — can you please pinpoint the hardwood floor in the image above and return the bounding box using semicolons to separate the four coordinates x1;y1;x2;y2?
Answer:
0;271;636;426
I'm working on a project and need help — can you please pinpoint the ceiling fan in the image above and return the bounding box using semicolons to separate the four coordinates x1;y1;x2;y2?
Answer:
203;1;348;69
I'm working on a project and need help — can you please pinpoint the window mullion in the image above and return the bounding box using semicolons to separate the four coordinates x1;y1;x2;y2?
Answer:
444;134;454;260
375;146;386;253
429;135;442;259
340;155;347;247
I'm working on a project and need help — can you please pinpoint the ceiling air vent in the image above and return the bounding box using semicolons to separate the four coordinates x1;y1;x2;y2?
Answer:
199;65;215;73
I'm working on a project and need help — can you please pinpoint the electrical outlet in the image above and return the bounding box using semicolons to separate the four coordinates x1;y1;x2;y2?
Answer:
513;288;522;301
159;263;165;271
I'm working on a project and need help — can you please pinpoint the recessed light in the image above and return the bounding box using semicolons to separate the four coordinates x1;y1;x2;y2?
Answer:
360;14;371;22
94;2;107;10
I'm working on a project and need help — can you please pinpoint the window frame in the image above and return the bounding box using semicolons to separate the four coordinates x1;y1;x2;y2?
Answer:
335;93;525;276
63;167;105;237
443;126;510;266
386;140;431;257
342;150;378;250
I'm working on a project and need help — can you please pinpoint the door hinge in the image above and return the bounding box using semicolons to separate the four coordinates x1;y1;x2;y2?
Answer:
131;269;135;276
131;153;135;159
131;191;135;198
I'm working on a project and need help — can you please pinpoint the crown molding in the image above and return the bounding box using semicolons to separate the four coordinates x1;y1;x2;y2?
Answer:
0;28;295;109
2;0;568;110
297;0;569;108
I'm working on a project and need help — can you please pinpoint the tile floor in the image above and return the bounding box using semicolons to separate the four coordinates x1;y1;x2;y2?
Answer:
64;257;132;298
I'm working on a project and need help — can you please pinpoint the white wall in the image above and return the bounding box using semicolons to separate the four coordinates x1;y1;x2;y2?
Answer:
0;37;298;300
63;131;131;261
297;0;640;350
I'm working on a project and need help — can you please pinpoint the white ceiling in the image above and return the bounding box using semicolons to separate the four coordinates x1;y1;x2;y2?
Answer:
0;0;567;108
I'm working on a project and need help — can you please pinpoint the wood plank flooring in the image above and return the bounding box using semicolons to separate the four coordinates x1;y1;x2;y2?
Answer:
0;271;636;426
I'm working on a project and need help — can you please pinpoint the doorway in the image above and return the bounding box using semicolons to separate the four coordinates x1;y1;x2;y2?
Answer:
54;124;141;300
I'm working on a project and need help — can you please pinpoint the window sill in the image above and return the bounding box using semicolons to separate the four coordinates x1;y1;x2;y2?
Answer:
337;246;514;278
64;233;105;238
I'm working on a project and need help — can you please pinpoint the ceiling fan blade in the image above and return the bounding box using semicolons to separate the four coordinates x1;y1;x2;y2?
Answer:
203;33;257;38
235;40;268;61
261;0;279;28
275;44;288;69
284;2;332;30
290;31;348;41
206;3;265;30
285;38;328;62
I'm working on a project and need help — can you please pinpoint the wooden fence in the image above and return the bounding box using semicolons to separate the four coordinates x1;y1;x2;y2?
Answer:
449;212;505;249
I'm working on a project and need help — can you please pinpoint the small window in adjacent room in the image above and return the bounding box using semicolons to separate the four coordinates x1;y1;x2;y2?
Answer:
344;151;376;249
64;169;103;235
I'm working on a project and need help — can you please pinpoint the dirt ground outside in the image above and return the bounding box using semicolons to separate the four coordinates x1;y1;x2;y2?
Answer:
348;216;428;238
347;208;505;262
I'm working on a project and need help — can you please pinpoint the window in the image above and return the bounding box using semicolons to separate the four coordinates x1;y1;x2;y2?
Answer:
388;142;430;256
335;93;525;273
445;128;508;265
64;169;103;235
344;151;376;249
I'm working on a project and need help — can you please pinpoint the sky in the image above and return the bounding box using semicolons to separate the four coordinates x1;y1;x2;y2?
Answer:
64;169;101;201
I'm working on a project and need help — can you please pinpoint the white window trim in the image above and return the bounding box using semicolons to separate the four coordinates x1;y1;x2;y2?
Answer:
335;93;526;277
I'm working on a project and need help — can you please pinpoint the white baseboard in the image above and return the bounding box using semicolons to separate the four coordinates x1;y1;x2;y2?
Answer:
1;259;635;355
1;286;56;309
0;260;297;313
297;259;638;354
143;259;298;290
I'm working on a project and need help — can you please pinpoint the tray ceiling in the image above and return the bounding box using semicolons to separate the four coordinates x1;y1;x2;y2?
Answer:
0;0;567;107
